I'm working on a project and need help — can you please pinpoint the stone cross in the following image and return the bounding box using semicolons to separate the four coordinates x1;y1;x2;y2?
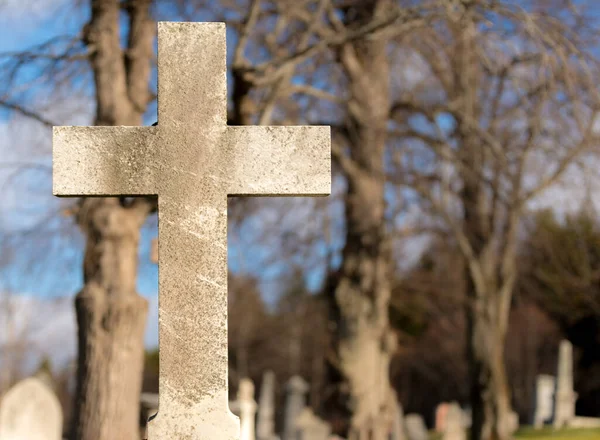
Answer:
53;22;330;439
257;370;278;440
553;339;577;428
0;377;63;440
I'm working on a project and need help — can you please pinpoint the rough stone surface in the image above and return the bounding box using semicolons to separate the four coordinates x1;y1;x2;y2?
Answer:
0;377;63;440
257;371;278;440
553;340;577;428
53;22;331;440
404;414;428;440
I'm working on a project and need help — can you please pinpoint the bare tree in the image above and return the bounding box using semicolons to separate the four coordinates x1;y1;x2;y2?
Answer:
228;1;436;437
67;1;156;438
388;2;600;439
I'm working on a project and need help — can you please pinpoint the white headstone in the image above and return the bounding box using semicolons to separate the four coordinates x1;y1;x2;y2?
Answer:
533;375;555;428
283;376;309;440
0;377;62;440
434;403;449;432
404;414;428;440
238;379;257;440
460;406;471;429
295;408;331;440
257;371;278;440
442;402;465;440
553;340;577;428
391;400;406;440
507;410;519;434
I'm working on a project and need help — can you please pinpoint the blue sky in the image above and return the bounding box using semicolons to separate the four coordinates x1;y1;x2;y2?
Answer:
1;0;598;371
0;0;341;363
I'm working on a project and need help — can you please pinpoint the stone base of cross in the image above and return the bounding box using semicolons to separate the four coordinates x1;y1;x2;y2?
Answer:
53;22;330;439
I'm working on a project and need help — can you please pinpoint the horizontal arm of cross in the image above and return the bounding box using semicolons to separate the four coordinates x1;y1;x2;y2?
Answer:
225;126;331;197
53;126;159;197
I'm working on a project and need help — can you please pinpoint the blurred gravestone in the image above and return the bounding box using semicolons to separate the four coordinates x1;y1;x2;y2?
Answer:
295;408;331;440
283;376;309;440
0;377;62;440
532;375;555;428
238;379;257;440
140;392;159;440
460;406;471;429
404;414;428;440
507;410;519;434
553;340;577;428
257;371;278;440
434;403;449;432
442;402;465;440
390;400;406;440
53;22;330;439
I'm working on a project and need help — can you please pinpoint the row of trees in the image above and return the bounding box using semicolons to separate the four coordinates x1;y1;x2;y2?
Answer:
224;208;600;431
1;1;599;439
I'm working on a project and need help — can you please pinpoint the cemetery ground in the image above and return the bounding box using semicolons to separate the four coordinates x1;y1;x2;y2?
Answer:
429;429;600;440
514;428;600;440
440;426;600;440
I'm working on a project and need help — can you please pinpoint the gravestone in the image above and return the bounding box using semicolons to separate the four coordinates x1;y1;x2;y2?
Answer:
283;376;309;440
238;379;257;440
257;371;278;440
532;375;555;428
140;393;160;439
434;403;449;432
442;402;465;440
294;408;331;440
0;377;63;440
553;340;577;428
404;414;428;440
460;406;471;429
53;22;330;439
507;410;519;434
390;400;406;440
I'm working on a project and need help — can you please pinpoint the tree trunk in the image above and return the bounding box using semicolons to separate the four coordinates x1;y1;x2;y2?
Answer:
72;202;149;440
467;294;512;440
71;1;155;439
328;1;397;439
462;177;514;440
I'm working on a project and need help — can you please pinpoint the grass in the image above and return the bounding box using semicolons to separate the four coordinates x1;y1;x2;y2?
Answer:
514;427;600;439
429;428;600;440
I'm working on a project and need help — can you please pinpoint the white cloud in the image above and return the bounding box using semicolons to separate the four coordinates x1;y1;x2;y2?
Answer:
0;0;70;27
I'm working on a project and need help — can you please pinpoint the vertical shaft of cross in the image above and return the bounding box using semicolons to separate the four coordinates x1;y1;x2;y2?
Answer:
151;191;239;438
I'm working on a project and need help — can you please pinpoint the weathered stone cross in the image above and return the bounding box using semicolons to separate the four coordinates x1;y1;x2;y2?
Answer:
53;22;330;439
